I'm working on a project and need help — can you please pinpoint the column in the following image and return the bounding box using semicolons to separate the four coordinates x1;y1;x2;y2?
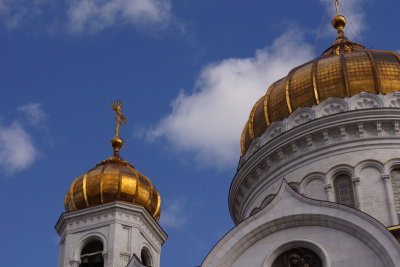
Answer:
381;174;399;226
324;184;334;202
352;177;362;210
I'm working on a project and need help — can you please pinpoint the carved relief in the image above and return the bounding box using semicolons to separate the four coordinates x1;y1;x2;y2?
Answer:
242;93;398;160
263;121;284;143
272;248;323;267
248;138;262;155
316;98;348;118
349;92;382;110
383;92;400;108
120;253;131;262
287;108;314;130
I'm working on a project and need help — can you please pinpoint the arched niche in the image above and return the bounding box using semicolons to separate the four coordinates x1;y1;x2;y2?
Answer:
79;240;104;267
300;173;326;200
140;246;153;267
73;233;107;265
333;174;355;207
266;241;327;267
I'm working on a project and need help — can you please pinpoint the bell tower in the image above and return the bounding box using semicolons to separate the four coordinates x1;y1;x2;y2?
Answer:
55;100;167;267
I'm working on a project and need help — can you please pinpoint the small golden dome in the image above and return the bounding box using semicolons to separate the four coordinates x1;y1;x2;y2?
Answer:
64;154;161;220
64;100;161;220
241;16;400;156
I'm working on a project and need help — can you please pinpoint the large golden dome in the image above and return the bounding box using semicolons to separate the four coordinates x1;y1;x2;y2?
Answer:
64;101;161;221
241;15;400;155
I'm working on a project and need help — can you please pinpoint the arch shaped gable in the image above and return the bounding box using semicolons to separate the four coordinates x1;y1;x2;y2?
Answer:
201;181;400;267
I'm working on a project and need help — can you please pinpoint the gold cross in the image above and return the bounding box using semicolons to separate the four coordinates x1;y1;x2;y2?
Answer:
334;0;339;15
111;100;127;138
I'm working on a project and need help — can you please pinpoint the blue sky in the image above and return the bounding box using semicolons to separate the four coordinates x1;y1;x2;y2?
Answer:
1;0;400;266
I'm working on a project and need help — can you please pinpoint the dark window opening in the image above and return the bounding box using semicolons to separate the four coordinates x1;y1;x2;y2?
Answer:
391;169;400;221
272;247;322;267
141;248;152;267
79;240;104;267
334;174;355;207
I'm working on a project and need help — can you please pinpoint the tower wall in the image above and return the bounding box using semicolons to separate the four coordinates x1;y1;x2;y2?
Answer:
55;202;167;267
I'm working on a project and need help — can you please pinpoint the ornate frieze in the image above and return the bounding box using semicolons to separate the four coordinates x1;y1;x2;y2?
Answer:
231;92;400;224
241;92;400;163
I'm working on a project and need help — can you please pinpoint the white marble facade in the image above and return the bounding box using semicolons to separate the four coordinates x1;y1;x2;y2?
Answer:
205;92;400;266
55;202;167;267
231;92;400;225
56;91;400;267
202;182;400;267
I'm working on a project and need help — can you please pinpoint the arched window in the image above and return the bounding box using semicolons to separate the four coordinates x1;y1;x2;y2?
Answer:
391;168;400;220
272;247;322;267
141;248;152;267
334;174;355;207
79;240;104;267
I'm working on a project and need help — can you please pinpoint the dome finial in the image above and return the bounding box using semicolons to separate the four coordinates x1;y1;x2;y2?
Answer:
321;0;364;56
331;0;347;38
111;99;127;156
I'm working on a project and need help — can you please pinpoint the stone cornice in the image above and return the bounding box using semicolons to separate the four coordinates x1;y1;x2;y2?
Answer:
240;92;400;165
55;201;167;245
230;92;400;224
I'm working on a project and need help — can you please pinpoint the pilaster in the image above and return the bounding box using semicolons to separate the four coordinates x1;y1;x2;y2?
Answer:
352;177;362;209
382;174;399;226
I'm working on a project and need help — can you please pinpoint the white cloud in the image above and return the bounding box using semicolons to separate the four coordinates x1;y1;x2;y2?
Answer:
18;103;46;128
66;0;172;34
0;122;37;173
149;29;314;169
0;0;46;29
0;0;174;34
319;0;366;39
159;198;188;229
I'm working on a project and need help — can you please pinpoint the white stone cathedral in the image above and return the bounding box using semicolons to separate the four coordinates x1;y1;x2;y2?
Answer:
56;11;400;267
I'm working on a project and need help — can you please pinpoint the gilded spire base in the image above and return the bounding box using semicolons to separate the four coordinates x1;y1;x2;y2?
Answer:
332;15;346;32
322;14;365;56
111;136;123;156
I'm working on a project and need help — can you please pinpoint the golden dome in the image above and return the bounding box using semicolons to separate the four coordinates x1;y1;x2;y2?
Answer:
64;154;161;220
241;16;400;156
64;100;161;221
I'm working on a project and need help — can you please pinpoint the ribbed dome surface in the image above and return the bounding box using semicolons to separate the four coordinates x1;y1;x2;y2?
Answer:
241;47;400;156
64;155;161;220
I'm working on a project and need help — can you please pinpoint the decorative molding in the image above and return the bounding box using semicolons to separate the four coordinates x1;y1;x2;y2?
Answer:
315;97;348;118
383;92;400;107
232;107;400;223
205;181;400;267
287;108;315;130
349;92;383;110
120;253;131;263
242;92;400;162
352;177;361;184
324;184;333;191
